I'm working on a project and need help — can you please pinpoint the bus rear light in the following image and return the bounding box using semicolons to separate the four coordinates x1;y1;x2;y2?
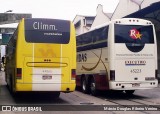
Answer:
110;70;115;81
71;69;76;80
129;19;139;22
17;68;22;79
116;83;121;86
115;21;121;23
146;22;151;24
155;70;158;79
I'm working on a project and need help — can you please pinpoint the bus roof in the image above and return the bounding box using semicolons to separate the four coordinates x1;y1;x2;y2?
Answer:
88;18;153;34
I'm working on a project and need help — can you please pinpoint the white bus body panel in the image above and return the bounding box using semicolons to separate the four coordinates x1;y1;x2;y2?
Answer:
77;48;109;76
109;19;158;90
115;44;156;82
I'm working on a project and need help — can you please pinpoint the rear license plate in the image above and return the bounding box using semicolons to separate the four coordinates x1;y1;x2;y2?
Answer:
132;83;140;87
42;76;52;80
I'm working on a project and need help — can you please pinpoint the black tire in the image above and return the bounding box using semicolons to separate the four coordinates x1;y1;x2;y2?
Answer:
75;86;81;91
125;90;135;95
82;78;89;94
9;76;17;97
9;76;13;93
90;77;98;96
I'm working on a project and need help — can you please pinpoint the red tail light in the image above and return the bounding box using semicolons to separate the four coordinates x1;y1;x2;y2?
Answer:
71;69;76;80
110;70;115;81
155;70;158;79
17;68;22;79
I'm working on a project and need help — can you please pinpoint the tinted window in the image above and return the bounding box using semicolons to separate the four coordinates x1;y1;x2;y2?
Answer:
93;26;108;43
76;26;108;52
115;24;154;44
25;18;70;44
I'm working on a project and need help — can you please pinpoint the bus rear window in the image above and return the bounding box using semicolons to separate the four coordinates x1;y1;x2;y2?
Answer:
25;18;70;44
115;24;154;44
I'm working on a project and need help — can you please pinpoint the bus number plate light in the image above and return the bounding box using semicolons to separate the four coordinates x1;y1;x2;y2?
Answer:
132;83;140;87
42;75;52;80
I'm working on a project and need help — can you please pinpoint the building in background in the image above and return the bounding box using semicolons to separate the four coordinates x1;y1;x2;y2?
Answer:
0;13;32;59
73;0;160;35
91;4;112;29
73;15;95;35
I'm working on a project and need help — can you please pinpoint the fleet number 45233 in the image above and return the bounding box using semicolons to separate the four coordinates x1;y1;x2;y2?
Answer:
131;69;141;73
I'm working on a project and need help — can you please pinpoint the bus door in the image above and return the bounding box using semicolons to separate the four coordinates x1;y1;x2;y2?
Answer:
114;24;156;82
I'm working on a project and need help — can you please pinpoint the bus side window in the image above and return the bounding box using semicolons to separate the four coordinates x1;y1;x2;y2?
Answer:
93;26;109;43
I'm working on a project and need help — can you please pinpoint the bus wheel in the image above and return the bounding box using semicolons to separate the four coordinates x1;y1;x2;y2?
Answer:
90;78;98;96
9;76;16;96
125;90;135;95
82;78;89;94
9;77;13;93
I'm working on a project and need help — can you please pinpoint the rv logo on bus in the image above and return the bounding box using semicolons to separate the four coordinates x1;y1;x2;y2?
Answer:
130;28;142;40
125;60;146;66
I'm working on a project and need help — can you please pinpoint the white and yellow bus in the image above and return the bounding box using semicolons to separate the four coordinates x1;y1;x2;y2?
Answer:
5;18;76;97
76;18;158;96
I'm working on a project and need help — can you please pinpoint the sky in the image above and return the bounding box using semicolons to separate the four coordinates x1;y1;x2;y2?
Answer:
0;0;119;21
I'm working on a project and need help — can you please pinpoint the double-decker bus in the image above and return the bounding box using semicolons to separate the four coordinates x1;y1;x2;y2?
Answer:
5;18;76;97
76;18;158;96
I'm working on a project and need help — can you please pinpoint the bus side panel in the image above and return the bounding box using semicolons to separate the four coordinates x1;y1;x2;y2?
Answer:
16;19;33;91
94;74;109;90
61;22;76;92
76;47;109;90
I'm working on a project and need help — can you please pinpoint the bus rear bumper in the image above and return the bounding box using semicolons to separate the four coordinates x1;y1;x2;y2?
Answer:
109;80;158;90
15;83;76;92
